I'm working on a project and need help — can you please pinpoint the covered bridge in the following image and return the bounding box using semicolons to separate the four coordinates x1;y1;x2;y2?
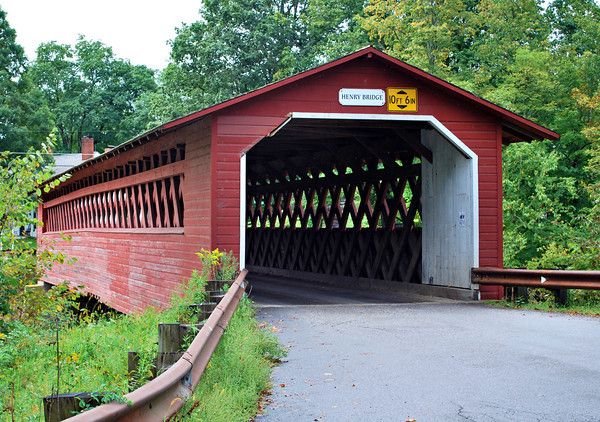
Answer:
39;47;559;313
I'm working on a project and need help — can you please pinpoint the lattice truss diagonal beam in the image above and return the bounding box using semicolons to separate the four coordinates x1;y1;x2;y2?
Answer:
246;122;427;284
43;145;186;232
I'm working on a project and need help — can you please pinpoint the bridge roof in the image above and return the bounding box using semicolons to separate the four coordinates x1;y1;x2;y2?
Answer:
47;46;559;183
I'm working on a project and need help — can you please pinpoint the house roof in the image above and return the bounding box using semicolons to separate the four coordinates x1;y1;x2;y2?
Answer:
52;152;100;176
46;46;559;184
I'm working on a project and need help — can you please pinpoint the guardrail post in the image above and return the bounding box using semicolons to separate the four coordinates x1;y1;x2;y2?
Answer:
552;289;569;306
506;286;528;303
128;351;140;392
44;393;105;422
189;302;218;322
157;323;185;375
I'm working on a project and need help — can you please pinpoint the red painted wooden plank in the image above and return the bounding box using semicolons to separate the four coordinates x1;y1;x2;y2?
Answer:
496;126;504;267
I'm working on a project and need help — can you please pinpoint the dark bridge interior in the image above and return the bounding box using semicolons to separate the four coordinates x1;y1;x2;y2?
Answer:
245;118;432;287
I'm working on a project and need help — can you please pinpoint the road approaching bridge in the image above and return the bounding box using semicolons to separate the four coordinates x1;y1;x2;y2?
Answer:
253;276;600;421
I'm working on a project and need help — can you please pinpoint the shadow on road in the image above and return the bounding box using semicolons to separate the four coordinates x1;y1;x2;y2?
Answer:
247;273;440;306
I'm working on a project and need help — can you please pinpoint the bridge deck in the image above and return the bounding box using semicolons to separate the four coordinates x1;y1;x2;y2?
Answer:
247;273;446;306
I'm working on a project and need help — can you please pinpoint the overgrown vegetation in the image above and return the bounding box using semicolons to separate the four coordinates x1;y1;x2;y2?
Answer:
0;304;160;419
0;132;69;332
0;249;283;421
177;298;285;421
489;288;600;316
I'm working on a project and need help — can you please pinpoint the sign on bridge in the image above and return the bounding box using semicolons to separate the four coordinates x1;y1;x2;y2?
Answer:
386;87;418;112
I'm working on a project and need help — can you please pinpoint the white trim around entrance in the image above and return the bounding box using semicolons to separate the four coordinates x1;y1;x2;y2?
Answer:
240;153;247;270
240;112;480;279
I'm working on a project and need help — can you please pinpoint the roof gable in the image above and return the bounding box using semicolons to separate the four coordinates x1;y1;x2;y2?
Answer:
45;46;559;184
162;46;559;141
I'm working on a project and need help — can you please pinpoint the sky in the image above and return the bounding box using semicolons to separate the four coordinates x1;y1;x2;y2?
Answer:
1;0;200;70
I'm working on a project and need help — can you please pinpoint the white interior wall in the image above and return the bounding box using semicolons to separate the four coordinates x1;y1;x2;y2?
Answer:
421;128;475;288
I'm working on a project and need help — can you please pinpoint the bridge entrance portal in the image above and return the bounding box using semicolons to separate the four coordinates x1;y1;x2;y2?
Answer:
243;113;478;298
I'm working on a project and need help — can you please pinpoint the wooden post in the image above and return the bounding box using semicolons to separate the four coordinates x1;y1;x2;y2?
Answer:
127;351;139;392
206;280;228;292
199;302;217;321
158;323;184;353
553;289;569;306
155;323;185;375
505;286;528;303
208;291;226;302
43;393;104;422
188;302;218;322
179;323;203;336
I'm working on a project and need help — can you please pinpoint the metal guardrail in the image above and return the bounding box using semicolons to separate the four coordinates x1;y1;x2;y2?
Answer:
66;269;248;422
472;267;600;290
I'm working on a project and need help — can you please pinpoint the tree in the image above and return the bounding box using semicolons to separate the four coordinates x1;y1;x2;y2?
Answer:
140;0;367;125
466;0;549;89
526;88;599;271
0;132;68;318
0;7;52;152
276;0;368;78
168;0;302;109
502;141;581;268
546;0;600;55
28;37;157;152
362;0;469;76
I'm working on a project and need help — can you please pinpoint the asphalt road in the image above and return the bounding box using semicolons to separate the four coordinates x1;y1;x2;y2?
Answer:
251;276;600;422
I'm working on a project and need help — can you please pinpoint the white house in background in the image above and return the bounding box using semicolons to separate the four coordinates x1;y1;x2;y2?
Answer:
51;136;100;176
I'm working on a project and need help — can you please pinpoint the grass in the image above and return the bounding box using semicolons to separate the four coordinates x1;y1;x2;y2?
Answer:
177;298;285;421
487;299;600;316
0;282;284;421
0;309;161;420
486;288;600;317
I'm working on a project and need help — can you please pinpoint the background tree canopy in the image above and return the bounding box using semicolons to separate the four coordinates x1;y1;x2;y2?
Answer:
0;8;51;152
28;38;157;152
0;0;597;270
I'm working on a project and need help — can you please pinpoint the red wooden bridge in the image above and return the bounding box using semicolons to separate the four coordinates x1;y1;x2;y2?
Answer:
39;46;562;313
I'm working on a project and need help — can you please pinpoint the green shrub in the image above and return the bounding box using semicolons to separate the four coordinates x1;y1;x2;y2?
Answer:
526;288;600;308
569;289;600;306
0;249;279;421
177;297;285;421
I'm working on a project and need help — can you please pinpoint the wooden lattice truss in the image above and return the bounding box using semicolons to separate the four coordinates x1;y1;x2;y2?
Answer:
246;120;431;284
43;145;186;232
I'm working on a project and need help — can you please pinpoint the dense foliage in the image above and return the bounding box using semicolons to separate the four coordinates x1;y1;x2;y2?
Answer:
28;38;157;152
0;1;597;267
0;255;282;421
0;8;52;151
0;133;69;325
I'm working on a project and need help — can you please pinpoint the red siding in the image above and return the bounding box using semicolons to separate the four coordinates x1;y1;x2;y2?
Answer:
211;57;504;298
40;119;213;313
41;53;513;310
